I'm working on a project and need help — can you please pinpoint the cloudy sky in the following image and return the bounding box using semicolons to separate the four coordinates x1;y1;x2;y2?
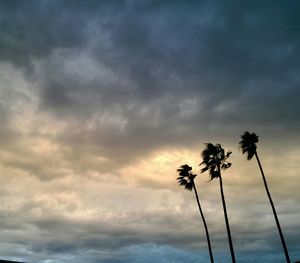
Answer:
0;1;299;262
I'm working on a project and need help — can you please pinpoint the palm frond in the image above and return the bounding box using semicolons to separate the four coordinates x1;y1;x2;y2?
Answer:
185;181;193;191
200;166;209;173
211;170;220;180
178;177;188;186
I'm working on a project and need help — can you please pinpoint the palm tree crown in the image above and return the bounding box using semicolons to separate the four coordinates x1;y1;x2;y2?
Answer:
239;131;259;160
200;143;232;180
177;164;196;191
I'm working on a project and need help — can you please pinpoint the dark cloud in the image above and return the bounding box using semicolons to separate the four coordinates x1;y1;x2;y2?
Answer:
27;0;299;170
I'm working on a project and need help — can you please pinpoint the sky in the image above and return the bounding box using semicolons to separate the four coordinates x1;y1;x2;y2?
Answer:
0;1;299;262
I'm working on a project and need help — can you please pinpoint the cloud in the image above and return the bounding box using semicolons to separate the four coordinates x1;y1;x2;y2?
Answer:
1;0;299;172
0;1;300;262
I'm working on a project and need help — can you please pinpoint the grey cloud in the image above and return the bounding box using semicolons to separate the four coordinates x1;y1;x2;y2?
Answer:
2;210;299;262
1;0;299;179
0;170;299;262
29;0;299;148
0;0;101;68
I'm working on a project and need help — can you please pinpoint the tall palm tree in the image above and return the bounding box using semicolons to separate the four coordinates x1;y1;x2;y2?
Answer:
200;143;236;263
177;164;214;263
239;131;291;263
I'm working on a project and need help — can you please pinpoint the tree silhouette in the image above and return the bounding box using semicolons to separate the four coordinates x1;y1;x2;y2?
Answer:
200;143;236;263
177;164;214;263
239;131;291;263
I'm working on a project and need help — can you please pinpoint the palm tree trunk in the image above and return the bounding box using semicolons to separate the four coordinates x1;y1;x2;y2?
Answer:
217;165;236;263
192;182;214;263
254;151;291;263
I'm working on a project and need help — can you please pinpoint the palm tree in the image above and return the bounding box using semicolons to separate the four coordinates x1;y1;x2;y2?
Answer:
200;143;236;263
177;164;214;263
239;131;291;263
